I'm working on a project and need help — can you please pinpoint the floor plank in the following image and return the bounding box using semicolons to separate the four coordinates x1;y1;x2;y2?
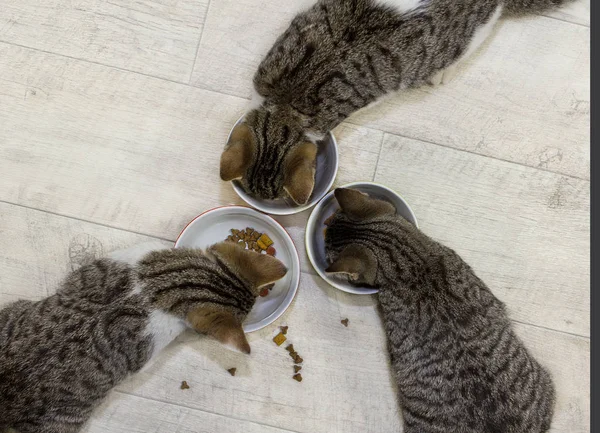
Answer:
0;43;380;243
192;4;589;178
544;0;589;26
0;202;164;303
84;391;294;433
0;0;208;81
191;0;314;97
374;133;589;336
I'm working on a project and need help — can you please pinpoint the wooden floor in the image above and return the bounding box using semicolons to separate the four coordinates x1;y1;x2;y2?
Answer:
0;0;589;432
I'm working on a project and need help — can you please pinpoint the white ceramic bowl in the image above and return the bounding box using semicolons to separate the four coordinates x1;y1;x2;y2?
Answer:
175;206;300;332
228;116;339;215
305;182;418;295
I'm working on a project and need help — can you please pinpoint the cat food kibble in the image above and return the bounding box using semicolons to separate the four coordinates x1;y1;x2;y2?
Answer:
277;334;305;381
226;228;276;255
180;381;190;390
259;283;275;297
341;318;349;327
227;368;237;377
257;233;274;250
273;332;287;346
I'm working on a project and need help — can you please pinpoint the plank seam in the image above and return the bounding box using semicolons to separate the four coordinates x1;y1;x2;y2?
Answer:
188;0;213;84
112;389;303;433
372;133;386;181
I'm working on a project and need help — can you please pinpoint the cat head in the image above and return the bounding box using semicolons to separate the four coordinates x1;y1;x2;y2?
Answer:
207;241;288;293
324;188;397;287
139;243;287;354
220;106;318;205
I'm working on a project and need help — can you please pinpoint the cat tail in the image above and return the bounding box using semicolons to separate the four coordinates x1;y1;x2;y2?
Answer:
502;0;574;15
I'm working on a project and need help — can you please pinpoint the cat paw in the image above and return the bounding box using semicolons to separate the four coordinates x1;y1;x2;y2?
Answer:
428;70;443;86
427;64;458;86
441;64;457;84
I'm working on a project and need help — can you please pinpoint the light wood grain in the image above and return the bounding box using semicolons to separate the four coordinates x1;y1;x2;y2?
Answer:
84;391;294;433
544;0;590;26
0;202;165;303
375;133;589;336
191;0;315;97
0;0;208;81
0;40;242;239
0;43;380;243
192;4;589;178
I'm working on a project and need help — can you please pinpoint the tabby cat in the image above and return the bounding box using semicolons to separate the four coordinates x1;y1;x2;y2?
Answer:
324;188;555;433
0;241;287;433
220;0;572;204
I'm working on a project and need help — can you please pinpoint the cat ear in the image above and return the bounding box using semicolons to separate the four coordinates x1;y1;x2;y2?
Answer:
187;308;251;354
220;123;255;181
283;141;318;205
209;242;287;290
325;244;377;286
334;188;396;220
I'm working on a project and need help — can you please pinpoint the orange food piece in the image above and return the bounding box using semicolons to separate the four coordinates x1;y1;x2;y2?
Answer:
266;246;276;256
259;288;269;297
273;332;287;346
258;233;274;248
